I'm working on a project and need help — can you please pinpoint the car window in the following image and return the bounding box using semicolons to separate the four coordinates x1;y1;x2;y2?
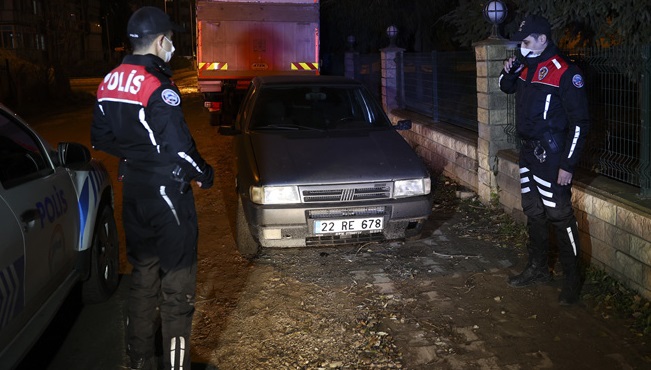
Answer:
0;111;52;189
248;85;392;131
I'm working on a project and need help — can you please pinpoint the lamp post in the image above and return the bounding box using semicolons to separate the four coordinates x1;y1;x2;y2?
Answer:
386;25;398;47
483;1;507;39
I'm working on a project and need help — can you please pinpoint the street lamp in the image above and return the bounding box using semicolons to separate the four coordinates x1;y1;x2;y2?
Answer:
483;1;507;39
386;25;398;47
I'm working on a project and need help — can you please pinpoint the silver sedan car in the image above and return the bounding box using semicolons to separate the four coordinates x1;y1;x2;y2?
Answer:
219;76;433;258
0;103;119;367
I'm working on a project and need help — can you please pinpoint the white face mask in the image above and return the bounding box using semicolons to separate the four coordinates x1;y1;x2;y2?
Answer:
519;47;541;58
162;36;175;63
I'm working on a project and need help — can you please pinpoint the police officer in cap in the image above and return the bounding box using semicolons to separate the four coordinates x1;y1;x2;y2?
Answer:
499;14;590;305
91;6;214;369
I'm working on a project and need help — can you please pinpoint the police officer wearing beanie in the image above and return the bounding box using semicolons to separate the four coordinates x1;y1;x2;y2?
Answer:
91;6;214;369
499;15;590;305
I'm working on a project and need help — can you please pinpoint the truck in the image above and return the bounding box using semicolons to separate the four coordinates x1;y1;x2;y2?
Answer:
196;0;320;124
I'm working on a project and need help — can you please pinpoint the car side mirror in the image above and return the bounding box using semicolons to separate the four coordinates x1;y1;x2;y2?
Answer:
395;119;412;131
58;142;91;169
218;125;241;136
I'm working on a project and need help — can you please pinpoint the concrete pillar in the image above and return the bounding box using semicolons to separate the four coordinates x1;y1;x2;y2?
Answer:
344;51;358;80
380;46;404;112
474;38;518;204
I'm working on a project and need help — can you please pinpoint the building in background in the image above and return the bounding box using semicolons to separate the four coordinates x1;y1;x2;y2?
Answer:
0;0;103;66
0;0;195;77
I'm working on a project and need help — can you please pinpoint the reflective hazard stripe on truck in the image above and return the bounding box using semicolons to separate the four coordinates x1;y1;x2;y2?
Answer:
291;62;319;71
199;62;228;71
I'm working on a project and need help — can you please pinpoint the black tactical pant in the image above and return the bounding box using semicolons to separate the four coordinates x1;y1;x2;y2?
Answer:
123;182;198;370
519;147;581;283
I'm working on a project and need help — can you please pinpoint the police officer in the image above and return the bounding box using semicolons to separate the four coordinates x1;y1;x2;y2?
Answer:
91;6;213;369
499;15;590;305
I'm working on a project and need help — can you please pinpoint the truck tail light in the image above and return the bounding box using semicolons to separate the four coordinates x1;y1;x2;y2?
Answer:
204;102;222;112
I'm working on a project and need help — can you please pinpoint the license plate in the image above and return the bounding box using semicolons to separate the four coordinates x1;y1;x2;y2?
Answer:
314;217;384;234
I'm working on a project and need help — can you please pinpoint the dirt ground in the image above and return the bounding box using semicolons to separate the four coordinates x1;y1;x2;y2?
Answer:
45;78;649;369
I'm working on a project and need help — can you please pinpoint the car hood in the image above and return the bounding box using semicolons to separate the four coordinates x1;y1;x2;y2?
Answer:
248;130;428;185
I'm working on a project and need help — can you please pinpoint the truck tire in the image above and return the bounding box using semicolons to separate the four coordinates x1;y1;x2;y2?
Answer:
209;111;222;126
236;197;260;259
82;204;120;304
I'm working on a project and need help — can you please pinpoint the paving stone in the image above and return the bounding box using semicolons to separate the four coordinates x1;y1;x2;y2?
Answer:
374;282;396;294
372;273;391;284
411;345;439;365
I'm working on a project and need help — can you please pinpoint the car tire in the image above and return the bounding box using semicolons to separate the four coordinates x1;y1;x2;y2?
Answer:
82;204;120;304
236;197;259;259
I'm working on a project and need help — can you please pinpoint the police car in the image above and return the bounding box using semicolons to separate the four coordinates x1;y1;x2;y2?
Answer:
0;103;119;367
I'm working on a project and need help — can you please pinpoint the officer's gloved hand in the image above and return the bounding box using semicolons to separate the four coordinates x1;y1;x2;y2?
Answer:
195;163;214;189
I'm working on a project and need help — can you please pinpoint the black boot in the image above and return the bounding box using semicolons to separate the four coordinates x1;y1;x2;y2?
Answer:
558;254;582;305
558;280;580;305
558;261;581;305
508;262;552;287
509;218;551;287
130;356;154;370
553;220;582;305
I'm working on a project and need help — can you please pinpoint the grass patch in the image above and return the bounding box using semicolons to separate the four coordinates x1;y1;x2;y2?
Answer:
582;268;651;336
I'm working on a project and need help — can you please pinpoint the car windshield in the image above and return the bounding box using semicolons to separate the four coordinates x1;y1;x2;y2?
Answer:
248;85;392;131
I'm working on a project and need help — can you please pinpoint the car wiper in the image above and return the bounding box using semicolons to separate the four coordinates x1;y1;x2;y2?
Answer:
254;124;323;131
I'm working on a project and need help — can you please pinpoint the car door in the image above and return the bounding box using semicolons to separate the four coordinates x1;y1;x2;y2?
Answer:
0;111;79;336
0;195;25;338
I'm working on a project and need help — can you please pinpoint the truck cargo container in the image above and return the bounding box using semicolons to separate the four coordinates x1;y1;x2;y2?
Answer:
196;0;320;124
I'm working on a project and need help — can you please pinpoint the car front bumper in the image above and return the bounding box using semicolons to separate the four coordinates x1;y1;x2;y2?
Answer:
242;195;433;248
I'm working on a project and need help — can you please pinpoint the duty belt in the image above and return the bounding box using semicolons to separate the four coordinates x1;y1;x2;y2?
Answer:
118;158;175;183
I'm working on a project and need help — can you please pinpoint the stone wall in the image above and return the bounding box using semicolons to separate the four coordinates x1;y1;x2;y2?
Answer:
573;189;651;300
389;110;478;192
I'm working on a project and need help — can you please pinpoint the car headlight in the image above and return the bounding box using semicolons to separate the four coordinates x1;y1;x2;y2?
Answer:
394;178;431;198
250;185;301;204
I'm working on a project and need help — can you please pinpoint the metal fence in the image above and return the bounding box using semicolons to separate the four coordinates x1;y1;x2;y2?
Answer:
352;53;382;102
350;45;650;194
504;45;651;195
400;51;478;131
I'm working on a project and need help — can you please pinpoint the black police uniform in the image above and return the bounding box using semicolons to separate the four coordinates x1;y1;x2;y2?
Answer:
499;44;590;304
91;53;213;369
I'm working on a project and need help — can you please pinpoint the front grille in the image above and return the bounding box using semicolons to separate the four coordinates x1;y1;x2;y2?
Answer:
308;206;386;219
305;232;386;246
301;183;392;203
